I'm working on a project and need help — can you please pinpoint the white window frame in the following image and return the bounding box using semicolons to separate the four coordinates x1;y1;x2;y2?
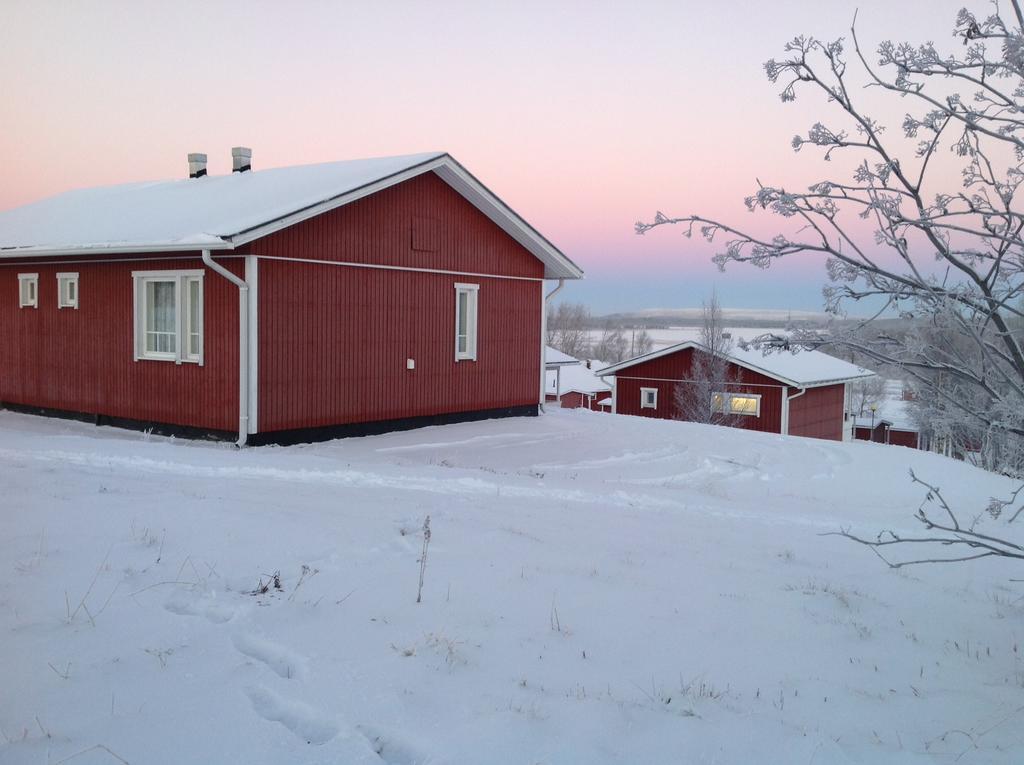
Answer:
132;270;204;365
454;282;479;362
711;391;762;417
640;387;658;409
57;272;79;309
18;273;38;309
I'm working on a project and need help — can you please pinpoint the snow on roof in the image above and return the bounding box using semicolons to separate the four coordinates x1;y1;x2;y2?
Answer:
597;341;875;388
545;346;580;367
546;363;611;396
0;152;583;280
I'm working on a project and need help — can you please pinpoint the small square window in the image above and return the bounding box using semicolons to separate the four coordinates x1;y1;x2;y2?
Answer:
640;387;658;409
454;283;479;361
18;273;38;308
57;272;79;309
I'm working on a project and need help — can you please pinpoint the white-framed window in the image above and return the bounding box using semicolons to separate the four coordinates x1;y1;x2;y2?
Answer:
57;272;79;309
132;270;204;365
454;282;479;361
711;392;762;417
640;387;658;409
18;273;38;308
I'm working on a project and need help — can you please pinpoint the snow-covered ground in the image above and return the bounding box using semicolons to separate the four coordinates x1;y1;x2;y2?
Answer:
2;408;1022;764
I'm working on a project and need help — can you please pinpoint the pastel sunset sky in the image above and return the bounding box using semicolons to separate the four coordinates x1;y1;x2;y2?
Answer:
1;1;971;314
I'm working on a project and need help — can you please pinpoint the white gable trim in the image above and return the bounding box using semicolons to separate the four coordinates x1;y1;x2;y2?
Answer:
229;155;583;280
596;340;875;389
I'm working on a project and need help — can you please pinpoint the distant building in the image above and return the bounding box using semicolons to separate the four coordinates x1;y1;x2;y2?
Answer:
852;380;922;449
597;341;874;441
545;356;612;411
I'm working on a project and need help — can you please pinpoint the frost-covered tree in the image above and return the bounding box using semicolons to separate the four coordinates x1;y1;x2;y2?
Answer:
673;291;743;425
850;376;887;417
638;4;1024;477
630;327;655;358
592;322;630;363
547;302;591;359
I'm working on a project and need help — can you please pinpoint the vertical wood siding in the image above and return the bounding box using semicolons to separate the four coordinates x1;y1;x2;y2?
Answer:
251;171;544;433
256;259;540;430
787;383;845;441
888;429;920;449
558;391;606;411
0;255;239;431
611;347;784;434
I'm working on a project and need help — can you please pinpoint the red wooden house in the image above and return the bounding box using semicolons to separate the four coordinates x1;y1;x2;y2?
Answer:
598;341;873;441
0;151;582;445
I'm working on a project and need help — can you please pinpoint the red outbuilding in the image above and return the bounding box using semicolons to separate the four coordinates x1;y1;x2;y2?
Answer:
597;341;874;441
0;151;583;445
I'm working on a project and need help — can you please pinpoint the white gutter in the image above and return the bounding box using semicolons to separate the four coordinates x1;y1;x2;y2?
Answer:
780;386;807;436
202;248;250;447
540;278;566;411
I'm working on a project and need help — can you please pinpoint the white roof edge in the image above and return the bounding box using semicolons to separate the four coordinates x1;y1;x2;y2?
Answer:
596;340;876;388
0;240;234;259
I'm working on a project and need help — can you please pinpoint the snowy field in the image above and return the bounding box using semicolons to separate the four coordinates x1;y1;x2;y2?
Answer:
2;408;1022;764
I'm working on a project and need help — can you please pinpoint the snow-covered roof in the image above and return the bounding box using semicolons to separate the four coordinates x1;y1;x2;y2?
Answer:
545;347;580;367
546;363;611;396
596;341;875;389
0;152;583;280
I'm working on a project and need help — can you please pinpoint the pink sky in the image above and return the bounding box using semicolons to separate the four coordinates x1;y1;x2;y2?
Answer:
0;1;971;313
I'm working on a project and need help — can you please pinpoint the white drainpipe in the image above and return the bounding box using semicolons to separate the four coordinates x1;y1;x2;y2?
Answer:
540;278;565;412
780;386;807;436
202;248;250;447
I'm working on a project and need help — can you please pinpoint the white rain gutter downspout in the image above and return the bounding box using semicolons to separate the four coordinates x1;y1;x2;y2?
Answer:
540;278;565;412
202;248;250;447
780;386;807;436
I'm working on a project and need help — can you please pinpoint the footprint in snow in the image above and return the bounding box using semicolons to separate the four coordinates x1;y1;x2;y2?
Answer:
234;632;308;680
163;592;238;624
357;724;433;765
246;685;340;745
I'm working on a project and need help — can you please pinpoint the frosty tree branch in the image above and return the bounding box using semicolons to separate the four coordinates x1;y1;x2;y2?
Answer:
825;471;1024;568
637;3;1024;474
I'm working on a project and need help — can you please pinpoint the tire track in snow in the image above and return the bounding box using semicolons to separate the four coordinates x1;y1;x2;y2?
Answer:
0;446;848;531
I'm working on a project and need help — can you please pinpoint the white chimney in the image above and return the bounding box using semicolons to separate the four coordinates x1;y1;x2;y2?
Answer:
232;146;252;173
188;153;208;179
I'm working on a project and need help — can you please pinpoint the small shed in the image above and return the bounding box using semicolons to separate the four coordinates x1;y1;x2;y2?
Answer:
546;361;612;411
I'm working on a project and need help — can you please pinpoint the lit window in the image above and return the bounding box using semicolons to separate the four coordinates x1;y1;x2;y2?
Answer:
18;273;38;308
711;392;761;416
57;272;79;309
132;270;204;364
454;283;479;361
640;387;658;409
